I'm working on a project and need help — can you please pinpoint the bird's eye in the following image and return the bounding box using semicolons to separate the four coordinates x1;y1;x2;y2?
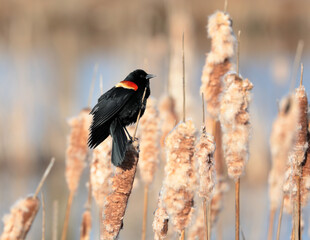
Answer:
140;74;144;78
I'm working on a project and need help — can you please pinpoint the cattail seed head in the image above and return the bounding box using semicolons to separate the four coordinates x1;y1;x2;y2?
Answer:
1;196;40;240
162;120;197;233
301;123;310;207
139;97;160;185
153;191;169;240
200;11;235;120
220;73;253;180
195;130;216;201
90;137;113;207
65;108;92;193
102;143;139;239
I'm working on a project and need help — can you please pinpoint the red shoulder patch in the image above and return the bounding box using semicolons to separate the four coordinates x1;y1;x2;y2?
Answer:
115;81;138;91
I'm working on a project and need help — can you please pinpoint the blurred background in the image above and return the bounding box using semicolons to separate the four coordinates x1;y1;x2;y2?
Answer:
1;0;310;239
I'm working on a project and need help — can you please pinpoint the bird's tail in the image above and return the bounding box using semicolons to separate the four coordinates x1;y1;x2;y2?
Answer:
110;119;128;166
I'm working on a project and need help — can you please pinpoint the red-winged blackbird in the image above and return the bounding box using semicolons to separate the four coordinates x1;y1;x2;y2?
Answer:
88;69;155;166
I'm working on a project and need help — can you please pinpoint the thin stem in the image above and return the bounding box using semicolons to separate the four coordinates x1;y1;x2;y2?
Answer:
133;86;147;140
88;64;98;108
224;0;228;12
53;200;59;240
41;192;45;240
237;31;241;76
61;191;75;240
290;40;304;92
300;63;304;87
142;185;149;240
235;178;240;240
267;209;276;240
207;202;211;240
34;158;55;198
202;93;206;131
293;174;301;240
203;199;208;240
180;229;185;240
182;32;186;122
276;197;284;240
99;207;104;240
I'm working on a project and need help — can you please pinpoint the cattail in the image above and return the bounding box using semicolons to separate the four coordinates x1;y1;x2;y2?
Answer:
162;120;196;233
139;97;160;185
80;210;92;240
200;11;235;120
65;108;92;193
196;130;216;201
0;197;40;240
102;142;139;239
153;191;169;240
90;137;113;207
301;123;310;207
219;73;253;180
159;95;178;147
62;108;92;240
269;96;299;212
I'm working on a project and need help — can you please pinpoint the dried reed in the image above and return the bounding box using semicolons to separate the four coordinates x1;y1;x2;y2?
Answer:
200;11;235;120
268;95;298;240
153;191;169;240
159;95;178;148
162;120;197;234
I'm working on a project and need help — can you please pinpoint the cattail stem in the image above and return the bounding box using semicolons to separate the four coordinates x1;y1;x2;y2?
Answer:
41;193;45;240
53;200;58;240
290;40;304;92
203;200;208;240
293;174;301;240
276;197;284;240
61;191;74;240
99;207;104;240
268;209;276;240
142;185;149;240
224;0;228;12
182;32;186;122
207;203;211;240
180;229;185;240
235;179;240;240
236;31;241;76
34;158;55;198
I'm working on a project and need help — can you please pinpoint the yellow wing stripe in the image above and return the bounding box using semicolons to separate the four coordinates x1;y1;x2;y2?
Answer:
115;81;138;91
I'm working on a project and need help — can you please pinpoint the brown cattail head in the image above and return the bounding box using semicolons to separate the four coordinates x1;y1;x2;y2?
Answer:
90;137;113;207
153;190;169;240
1;196;40;240
220;73;253;180
301;123;310;207
269;96;299;211
65;108;92;193
195;130;216;201
162;120;197;233
159;95;178;147
102;142;139;239
200;11;236;120
139;97;160;185
80;210;92;240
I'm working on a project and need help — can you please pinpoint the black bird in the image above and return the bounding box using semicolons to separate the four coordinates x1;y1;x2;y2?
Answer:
88;69;155;166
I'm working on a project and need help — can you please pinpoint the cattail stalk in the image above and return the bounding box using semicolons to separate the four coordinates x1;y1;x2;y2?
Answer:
268;95;299;240
80;210;92;240
41;193;45;240
138;97;160;240
200;11;235;120
62;108;92;240
162;120;197;234
220;71;253;240
53;200;58;240
90;137;112;239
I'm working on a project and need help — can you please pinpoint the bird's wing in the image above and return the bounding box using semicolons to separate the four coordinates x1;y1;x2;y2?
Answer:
90;87;136;127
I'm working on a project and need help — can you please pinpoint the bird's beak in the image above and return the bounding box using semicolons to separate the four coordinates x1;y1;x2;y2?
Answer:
146;74;156;80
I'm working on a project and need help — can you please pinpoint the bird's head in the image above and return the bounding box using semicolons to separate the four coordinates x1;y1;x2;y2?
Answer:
125;69;156;87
